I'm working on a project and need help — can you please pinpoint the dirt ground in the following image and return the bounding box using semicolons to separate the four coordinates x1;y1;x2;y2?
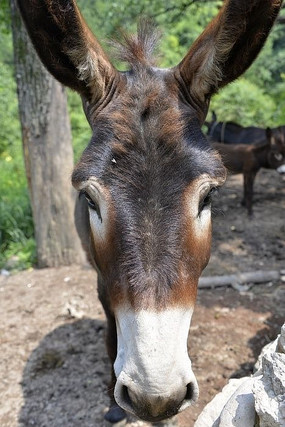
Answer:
0;169;285;427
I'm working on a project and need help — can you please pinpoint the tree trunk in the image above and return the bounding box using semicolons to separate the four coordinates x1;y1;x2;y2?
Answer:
10;0;84;267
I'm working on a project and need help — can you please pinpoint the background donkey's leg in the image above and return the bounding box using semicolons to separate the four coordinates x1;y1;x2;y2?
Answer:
243;171;258;216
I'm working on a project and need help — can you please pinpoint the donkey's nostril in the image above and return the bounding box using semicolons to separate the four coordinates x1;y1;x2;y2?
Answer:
176;380;199;414
179;381;199;413
114;380;136;416
185;382;195;401
122;385;132;408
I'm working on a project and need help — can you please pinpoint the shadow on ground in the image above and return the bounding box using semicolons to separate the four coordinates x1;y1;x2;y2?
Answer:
19;318;111;427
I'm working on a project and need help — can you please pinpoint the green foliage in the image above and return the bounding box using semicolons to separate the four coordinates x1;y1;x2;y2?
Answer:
0;239;36;271
269;75;285;125
0;62;20;156
0;0;10;34
0;29;35;271
159;1;222;67
0;147;35;271
209;78;277;127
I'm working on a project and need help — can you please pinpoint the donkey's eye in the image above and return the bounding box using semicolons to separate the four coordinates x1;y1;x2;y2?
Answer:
274;153;283;161
83;191;102;220
198;187;218;215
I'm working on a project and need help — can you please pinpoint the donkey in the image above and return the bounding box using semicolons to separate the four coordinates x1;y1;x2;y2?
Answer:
206;111;285;145
18;0;282;423
212;127;285;216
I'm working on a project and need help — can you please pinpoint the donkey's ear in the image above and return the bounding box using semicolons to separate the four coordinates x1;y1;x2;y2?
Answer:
17;0;118;101
177;0;282;105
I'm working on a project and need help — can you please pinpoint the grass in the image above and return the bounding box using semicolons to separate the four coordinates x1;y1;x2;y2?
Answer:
0;143;36;271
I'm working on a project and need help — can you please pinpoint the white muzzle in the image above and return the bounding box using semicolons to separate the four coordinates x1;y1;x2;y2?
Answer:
113;306;198;421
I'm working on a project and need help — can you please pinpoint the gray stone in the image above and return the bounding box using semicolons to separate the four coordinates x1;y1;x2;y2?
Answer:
253;351;285;427
277;324;285;354
218;377;256;427
254;338;278;373
195;323;285;427
194;378;251;427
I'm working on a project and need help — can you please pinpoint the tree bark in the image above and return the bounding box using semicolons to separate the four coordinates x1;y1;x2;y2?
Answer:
10;0;84;267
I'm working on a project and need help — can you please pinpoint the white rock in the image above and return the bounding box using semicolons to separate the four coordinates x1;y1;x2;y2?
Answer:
253;351;285;427
195;323;285;427
194;378;250;427
277;324;285;354
218;377;257;427
254;338;278;373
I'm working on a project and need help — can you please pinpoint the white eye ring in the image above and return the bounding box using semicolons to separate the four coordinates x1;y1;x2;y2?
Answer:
274;153;283;161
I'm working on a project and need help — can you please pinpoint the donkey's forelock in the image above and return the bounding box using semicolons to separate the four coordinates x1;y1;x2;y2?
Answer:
110;19;161;69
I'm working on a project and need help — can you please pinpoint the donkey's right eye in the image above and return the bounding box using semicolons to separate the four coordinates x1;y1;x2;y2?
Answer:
83;192;101;219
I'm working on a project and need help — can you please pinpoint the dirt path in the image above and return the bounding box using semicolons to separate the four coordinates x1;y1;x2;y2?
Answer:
0;169;284;427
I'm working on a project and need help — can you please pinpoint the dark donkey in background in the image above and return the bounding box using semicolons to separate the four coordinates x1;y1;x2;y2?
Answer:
206;111;285;145
18;0;282;423
213;127;285;216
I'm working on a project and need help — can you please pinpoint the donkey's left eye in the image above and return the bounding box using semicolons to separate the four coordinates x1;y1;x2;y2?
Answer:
198;187;218;215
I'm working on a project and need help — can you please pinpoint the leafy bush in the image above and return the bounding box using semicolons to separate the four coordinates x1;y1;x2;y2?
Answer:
0;239;36;271
209;78;277;127
0;63;20;157
0;66;33;269
0;169;35;270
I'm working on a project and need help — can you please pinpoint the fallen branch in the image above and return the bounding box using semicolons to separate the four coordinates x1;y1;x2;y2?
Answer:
198;270;281;289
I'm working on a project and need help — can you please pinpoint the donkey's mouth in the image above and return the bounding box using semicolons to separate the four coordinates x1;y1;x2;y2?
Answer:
133;383;199;422
114;372;199;422
129;395;185;423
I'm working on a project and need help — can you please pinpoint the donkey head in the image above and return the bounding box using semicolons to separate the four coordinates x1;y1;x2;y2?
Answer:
19;0;282;422
266;127;285;174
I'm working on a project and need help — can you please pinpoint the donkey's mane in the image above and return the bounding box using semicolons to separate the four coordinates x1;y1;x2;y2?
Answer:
111;19;161;69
